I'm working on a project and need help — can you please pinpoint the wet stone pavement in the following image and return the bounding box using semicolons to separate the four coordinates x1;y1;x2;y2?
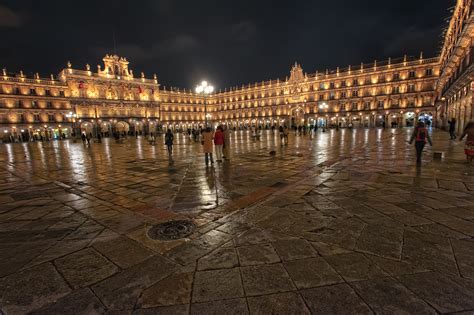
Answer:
0;128;474;314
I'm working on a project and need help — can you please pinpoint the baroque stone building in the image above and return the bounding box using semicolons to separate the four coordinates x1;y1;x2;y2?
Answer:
436;0;474;135
0;0;472;142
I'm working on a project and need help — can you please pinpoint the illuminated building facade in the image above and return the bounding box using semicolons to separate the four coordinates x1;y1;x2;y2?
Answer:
436;0;474;134
0;54;440;141
0;0;472;142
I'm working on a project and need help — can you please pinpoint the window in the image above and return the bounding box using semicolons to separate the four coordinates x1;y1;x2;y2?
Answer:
31;100;37;108
393;73;400;80
319;94;324;100
329;82;335;89
47;102;53;109
329;92;335;100
352;90;359;97
353;79;358;86
364;102;370;110
377;100;384;108
48;114;54;122
20;114;25;122
45;89;51;96
379;75;386;83
408;100;415;107
30;88;36;95
34;114;40;122
341;81;346;87
364;78;371;85
340;91;346;98
351;102;358;110
319;83;325;89
408;84;415;93
392;86;400;94
13;87;20;95
425;68;433;76
409;71;415;78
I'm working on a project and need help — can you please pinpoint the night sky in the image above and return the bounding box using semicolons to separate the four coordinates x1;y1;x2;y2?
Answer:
1;0;455;90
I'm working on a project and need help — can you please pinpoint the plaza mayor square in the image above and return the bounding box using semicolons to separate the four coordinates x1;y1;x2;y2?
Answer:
1;0;474;314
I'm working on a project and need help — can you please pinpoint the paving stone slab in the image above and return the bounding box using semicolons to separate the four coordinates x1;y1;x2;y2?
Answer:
247;292;310;314
272;238;317;261
325;252;388;282
192;268;244;303
452;239;474;279
133;304;189;315
92;255;178;310
138;272;193;308
30;288;106;315
309;241;353;256
301;283;372;314
398;272;474;313
366;254;430;276
93;236;155;269
190;298;249;315
402;230;459;276
0;263;71;314
55;247;119;289
197;247;239;270
236;243;280;266
284;257;343;289
355;224;404;259
240;264;295;296
350;277;436;314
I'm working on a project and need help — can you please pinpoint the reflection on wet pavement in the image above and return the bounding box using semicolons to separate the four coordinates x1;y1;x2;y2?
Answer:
1;128;474;313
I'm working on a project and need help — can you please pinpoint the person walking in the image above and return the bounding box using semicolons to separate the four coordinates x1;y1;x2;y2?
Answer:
165;129;174;156
214;126;224;162
202;127;214;166
409;121;432;165
223;125;231;160
81;132;86;145
279;125;285;145
460;119;474;163
448;118;457;140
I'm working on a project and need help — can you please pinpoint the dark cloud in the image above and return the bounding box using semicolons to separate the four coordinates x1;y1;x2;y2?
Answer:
0;5;23;28
231;21;257;42
383;26;443;56
0;0;456;88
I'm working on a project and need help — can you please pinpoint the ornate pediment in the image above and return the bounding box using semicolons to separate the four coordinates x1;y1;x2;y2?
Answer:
100;54;131;78
287;62;307;102
289;62;304;83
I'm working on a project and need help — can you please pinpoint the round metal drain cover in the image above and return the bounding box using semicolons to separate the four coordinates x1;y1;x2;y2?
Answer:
148;220;196;241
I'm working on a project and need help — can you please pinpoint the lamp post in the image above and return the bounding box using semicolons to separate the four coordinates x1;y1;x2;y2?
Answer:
195;80;214;128
319;102;329;128
66;111;77;141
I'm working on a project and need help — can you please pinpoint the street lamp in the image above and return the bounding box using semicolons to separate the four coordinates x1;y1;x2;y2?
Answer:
318;103;329;128
195;80;214;128
66;111;77;141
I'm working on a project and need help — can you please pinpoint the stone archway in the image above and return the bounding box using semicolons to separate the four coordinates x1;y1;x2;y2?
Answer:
80;121;93;135
290;106;305;128
115;121;130;133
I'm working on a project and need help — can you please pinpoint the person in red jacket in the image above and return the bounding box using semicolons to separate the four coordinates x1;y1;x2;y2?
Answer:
409;121;432;165
214;126;225;162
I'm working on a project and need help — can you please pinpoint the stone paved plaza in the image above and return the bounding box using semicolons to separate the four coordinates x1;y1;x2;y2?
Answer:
1;128;474;314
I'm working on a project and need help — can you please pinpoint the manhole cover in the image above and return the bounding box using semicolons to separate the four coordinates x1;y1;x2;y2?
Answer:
147;220;196;241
